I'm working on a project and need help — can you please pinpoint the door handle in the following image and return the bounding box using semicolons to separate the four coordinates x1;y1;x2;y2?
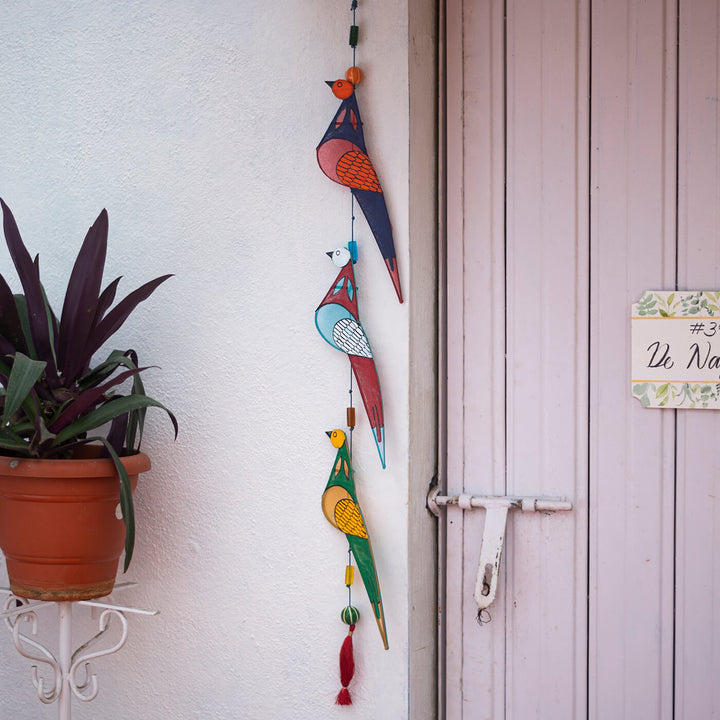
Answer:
428;486;573;610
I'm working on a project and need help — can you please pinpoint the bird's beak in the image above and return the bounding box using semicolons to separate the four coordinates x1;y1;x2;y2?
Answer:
326;251;334;259
325;80;334;88
325;431;333;438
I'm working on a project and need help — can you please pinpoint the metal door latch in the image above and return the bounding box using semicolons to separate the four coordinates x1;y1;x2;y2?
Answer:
427;484;572;610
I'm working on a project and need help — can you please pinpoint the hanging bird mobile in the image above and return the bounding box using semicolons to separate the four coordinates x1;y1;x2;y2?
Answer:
314;1;395;707
315;247;386;468
316;70;403;303
322;428;388;654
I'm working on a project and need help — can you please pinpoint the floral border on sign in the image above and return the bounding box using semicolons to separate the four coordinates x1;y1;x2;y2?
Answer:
634;290;720;318
632;381;720;409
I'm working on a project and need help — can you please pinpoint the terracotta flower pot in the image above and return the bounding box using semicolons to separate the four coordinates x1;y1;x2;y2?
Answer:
0;451;150;601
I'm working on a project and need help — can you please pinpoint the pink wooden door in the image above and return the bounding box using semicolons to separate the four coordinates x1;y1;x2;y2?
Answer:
441;1;720;718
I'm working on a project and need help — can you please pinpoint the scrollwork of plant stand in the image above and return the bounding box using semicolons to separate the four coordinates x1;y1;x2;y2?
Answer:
0;584;157;720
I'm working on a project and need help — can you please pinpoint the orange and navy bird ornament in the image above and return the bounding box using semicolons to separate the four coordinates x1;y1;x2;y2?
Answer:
322;428;388;651
316;74;403;303
315;247;385;468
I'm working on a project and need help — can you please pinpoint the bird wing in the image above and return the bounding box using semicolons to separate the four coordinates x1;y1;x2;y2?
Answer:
332;317;372;358
334;455;351;478
336;150;383;193
335;498;369;539
322;485;349;529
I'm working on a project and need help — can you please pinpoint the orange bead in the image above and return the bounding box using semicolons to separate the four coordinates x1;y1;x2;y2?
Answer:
345;66;363;85
331;79;355;99
346;407;356;428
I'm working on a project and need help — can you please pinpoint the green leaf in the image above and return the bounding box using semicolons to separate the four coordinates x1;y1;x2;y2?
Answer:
0;430;31;453
126;365;147;452
3;352;46;424
86;437;135;571
13;295;37;359
77;349;138;391
54;394;177;445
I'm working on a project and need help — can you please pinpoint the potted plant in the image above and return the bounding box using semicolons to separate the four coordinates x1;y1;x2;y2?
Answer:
0;199;176;601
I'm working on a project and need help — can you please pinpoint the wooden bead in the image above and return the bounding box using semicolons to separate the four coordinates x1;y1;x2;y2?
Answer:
345;66;363;85
341;605;360;625
346;407;356;428
345;564;355;586
349;25;359;47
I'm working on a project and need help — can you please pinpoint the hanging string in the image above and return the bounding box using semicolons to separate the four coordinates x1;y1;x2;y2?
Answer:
350;1;358;66
348;0;359;265
347;367;355;459
338;548;358;705
347;0;359;462
346;548;354;607
336;5;362;707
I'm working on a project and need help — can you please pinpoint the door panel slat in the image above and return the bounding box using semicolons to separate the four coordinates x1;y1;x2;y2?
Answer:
504;0;589;717
444;0;507;717
589;2;677;717
675;3;720;716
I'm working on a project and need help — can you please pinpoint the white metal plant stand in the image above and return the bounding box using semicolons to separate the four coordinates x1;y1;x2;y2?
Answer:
0;584;157;720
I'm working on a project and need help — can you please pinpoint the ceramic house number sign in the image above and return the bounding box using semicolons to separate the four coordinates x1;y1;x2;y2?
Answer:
632;290;720;408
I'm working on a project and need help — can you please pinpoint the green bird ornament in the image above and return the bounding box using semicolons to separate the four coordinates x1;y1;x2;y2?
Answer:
322;429;388;650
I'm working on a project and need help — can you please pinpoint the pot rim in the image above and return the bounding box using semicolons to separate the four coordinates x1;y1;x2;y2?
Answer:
0;451;151;478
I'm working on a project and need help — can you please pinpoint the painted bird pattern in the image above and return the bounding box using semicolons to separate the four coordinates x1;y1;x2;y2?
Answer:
316;79;403;303
322;428;388;650
315;247;386;468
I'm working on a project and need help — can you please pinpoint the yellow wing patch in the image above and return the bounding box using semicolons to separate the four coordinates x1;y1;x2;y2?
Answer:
322;485;350;529
334;498;368;539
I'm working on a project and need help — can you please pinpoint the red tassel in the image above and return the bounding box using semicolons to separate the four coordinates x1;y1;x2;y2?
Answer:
336;624;356;705
336;688;352;706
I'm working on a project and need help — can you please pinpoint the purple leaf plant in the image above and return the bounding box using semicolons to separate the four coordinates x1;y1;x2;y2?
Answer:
0;200;177;569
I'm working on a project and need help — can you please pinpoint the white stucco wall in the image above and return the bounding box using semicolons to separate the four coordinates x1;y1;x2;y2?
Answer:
0;2;436;719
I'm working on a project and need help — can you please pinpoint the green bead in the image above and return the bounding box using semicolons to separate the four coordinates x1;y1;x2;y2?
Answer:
341;605;360;625
349;25;359;47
